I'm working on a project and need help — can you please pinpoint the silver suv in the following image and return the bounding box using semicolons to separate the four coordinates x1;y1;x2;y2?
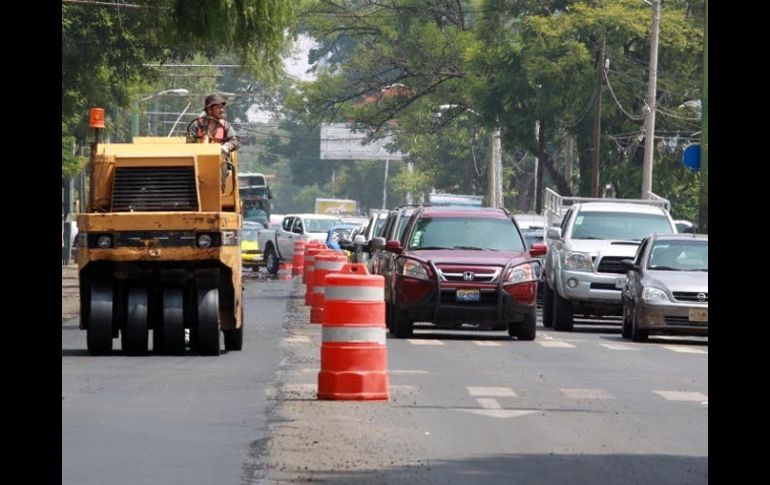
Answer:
543;192;676;332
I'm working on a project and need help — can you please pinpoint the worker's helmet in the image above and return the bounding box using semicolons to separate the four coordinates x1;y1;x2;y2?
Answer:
205;94;227;109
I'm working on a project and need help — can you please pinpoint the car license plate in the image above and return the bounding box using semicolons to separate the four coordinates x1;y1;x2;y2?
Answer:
456;289;480;302
615;276;627;289
689;308;708;322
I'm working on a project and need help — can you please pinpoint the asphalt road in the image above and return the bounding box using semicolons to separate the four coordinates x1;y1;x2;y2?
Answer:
62;274;707;484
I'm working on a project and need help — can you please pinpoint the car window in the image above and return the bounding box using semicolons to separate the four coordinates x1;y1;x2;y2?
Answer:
282;217;294;232
647;240;708;271
292;219;304;233
570;211;673;241
305;218;344;233
407;217;526;252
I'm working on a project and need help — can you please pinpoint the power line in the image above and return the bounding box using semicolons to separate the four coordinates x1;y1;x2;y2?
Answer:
603;69;644;121
62;0;167;9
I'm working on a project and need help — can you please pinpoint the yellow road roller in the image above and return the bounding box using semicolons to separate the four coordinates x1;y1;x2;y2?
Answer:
76;108;243;355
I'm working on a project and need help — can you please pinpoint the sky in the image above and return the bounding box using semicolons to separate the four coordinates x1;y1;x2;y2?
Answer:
247;35;319;123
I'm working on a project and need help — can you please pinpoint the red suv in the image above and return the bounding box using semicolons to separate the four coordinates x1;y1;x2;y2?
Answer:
372;206;546;339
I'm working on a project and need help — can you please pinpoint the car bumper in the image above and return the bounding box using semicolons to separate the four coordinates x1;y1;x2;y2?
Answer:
559;269;626;304
242;253;263;265
637;301;708;335
396;279;536;328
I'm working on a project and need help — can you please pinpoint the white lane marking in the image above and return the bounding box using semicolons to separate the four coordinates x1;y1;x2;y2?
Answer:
285;336;311;343
661;345;708;354
407;339;445;345
654;391;708;401
476;398;502;409
561;388;616;400
455;409;538;419
540;333;555;340
473;340;503;347
467;386;517;397
537;341;576;348
701;401;708;407
599;343;639;351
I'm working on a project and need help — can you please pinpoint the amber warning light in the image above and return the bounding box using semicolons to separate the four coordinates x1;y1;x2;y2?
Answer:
89;108;105;129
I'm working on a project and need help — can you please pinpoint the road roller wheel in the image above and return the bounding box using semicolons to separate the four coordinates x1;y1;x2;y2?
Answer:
87;281;114;356
159;288;185;355
122;287;149;355
196;287;220;356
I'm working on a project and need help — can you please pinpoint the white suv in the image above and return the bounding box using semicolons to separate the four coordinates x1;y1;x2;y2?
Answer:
543;201;677;331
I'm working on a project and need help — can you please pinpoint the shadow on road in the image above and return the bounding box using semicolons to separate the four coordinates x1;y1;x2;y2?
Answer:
257;453;707;485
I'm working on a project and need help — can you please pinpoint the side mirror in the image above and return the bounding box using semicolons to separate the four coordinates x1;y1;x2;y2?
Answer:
370;237;386;250
546;227;562;240
620;259;638;271
353;235;366;244
529;243;547;257
385;240;403;253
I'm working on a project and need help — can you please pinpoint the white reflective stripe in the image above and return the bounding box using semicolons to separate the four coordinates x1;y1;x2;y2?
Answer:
325;285;384;302
316;260;346;271
313;286;324;294
322;326;386;345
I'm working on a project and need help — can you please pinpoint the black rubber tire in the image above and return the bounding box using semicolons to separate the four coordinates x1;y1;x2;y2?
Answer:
160;288;185;355
391;309;413;338
225;304;244;351
265;246;280;275
123;287;149;355
542;283;554;328
621;297;632;339
553;289;574;332
510;310;537;341
631;307;649;343
87;281;113;356
197;287;221;355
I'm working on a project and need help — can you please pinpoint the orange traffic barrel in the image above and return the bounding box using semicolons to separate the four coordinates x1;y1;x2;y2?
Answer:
318;263;389;400
277;262;293;280
304;248;330;306
310;253;349;324
292;240;306;276
303;244;324;284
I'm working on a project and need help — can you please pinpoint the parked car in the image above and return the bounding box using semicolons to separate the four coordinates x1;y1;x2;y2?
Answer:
241;226;263;271
325;223;359;250
372;206;546;340
620;234;708;341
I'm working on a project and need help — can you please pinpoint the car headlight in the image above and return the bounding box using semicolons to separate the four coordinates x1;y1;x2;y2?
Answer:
563;251;593;271
402;259;430;280
197;234;213;248
506;262;538;284
642;287;669;302
97;235;112;249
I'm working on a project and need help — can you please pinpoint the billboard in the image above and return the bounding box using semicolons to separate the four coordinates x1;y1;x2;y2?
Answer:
320;123;406;160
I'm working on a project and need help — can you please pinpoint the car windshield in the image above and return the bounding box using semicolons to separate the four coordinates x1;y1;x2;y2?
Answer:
305;218;343;233
243;229;259;241
330;227;354;242
407;217;526;251
647;240;708;271
570;211;673;241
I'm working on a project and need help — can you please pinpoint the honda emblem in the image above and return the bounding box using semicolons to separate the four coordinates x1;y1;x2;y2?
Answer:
463;271;474;281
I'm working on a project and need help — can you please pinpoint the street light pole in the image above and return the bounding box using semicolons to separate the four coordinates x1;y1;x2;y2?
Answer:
641;0;661;199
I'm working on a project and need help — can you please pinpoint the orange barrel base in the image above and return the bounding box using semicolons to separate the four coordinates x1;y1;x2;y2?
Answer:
318;342;389;400
310;306;323;325
278;262;293;280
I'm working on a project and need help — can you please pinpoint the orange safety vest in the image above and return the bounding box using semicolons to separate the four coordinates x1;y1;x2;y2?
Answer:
196;118;227;143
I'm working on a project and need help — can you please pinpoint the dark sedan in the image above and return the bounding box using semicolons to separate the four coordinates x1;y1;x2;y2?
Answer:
620;234;708;342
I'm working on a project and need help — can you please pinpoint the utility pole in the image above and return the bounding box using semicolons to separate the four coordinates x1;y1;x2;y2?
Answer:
641;0;661;199
487;125;502;207
699;0;708;233
591;33;606;197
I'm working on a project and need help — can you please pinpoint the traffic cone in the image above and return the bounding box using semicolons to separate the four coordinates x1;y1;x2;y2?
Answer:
318;263;389;400
292;240;306;276
310;253;349;324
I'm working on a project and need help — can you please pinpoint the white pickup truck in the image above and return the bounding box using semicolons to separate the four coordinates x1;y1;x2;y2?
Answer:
257;214;343;274
542;188;677;331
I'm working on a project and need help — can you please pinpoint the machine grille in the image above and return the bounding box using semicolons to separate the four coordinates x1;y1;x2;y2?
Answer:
112;167;198;212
